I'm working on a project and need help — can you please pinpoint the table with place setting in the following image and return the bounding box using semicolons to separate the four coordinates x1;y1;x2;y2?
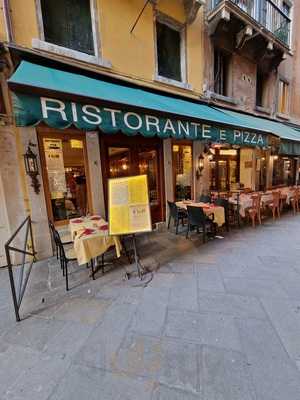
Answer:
176;200;225;227
69;215;122;266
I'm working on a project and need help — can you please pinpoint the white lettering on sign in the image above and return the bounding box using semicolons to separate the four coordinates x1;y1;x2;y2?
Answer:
163;119;176;135
234;130;242;141
257;134;264;145
71;102;78;122
41;97;67;121
202;124;212;139
244;132;250;143
190;122;201;137
251;133;257;144
82;105;102;124
104;108;121;127
219;129;227;141
178;121;190;137
124;112;143;130
145;115;160;133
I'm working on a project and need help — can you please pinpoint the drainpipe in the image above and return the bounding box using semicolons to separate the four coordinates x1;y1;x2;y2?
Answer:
3;0;13;42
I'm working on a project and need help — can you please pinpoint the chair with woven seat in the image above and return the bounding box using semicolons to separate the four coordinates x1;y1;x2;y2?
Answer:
186;206;217;242
53;229;95;291
167;201;187;234
199;194;211;203
246;194;262;227
268;191;281;220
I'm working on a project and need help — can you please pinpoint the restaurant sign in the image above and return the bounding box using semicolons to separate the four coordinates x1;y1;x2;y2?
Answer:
13;93;267;147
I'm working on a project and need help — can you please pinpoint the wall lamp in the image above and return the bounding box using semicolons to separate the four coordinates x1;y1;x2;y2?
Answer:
196;154;204;180
23;142;41;194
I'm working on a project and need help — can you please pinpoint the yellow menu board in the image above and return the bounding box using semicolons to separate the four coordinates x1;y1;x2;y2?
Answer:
108;175;152;235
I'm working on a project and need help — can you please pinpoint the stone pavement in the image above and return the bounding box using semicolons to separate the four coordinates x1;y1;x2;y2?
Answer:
2;214;300;399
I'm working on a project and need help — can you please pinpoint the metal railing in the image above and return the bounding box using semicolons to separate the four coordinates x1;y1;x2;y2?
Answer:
5;216;36;322
209;0;291;46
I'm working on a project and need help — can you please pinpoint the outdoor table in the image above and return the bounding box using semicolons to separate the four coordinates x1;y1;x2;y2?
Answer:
176;201;225;227
69;216;122;265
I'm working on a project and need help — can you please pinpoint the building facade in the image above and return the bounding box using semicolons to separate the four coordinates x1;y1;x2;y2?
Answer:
0;0;300;263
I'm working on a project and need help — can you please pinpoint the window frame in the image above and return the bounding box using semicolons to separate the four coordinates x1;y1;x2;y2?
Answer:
213;48;232;98
277;77;290;117
33;0;109;67
154;12;189;89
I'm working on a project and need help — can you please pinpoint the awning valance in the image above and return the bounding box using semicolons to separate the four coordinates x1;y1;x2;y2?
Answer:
8;61;274;147
216;108;300;155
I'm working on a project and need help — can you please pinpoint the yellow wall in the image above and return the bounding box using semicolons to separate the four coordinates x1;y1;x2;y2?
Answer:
6;0;204;97
9;0;39;46
0;7;6;42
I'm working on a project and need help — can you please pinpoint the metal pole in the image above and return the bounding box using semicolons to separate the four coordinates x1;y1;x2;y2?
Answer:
130;0;151;34
5;246;20;322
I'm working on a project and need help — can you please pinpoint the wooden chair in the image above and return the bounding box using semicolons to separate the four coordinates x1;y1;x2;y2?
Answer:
269;191;281;220
246;194;262;227
290;188;300;214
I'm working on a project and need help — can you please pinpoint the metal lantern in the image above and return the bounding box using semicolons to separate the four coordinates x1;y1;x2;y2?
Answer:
196;154;205;180
23;144;41;194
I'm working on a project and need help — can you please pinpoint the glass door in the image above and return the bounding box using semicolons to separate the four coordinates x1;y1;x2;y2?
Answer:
101;135;164;223
38;131;90;224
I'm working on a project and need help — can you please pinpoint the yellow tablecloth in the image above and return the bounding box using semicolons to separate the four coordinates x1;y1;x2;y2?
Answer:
176;201;225;227
69;216;122;265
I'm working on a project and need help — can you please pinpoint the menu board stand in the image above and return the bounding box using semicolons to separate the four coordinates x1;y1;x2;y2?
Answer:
108;175;152;282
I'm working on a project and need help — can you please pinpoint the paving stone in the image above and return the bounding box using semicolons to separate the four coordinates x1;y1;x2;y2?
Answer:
159;338;199;393
3;353;70;400
2;316;65;351
53;297;112;325
201;346;256;400
0;344;41;397
49;364;153;400
43;320;94;359
74;301;136;370
115;332;199;392
165;310;241;351
130;287;169;336
224;277;288;299
169;274;198;312
237;318;300;400
151;384;201;400
196;266;225;293
260;297;300;360
159;262;195;274
198;293;266;319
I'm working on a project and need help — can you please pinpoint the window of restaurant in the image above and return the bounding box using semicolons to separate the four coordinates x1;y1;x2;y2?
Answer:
272;155;297;186
278;79;289;115
156;16;185;83
38;130;90;224
214;49;231;96
256;69;267;108
172;143;193;200
40;0;95;55
209;148;239;192
100;134;165;223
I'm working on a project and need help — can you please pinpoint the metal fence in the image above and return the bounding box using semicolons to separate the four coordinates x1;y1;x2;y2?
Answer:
209;0;291;46
5;216;36;322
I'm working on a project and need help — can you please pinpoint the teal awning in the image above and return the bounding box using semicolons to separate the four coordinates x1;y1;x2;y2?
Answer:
8;61;271;147
215;108;300;155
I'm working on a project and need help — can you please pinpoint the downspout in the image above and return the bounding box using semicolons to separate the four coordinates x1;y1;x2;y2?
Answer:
3;0;13;42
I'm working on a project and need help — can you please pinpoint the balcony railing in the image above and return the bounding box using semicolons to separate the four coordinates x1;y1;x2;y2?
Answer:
208;0;291;46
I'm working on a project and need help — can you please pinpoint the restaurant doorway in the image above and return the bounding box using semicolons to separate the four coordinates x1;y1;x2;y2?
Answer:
38;128;91;225
100;133;165;223
209;147;239;192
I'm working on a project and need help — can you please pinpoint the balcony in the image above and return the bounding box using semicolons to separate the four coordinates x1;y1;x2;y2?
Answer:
207;0;291;49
